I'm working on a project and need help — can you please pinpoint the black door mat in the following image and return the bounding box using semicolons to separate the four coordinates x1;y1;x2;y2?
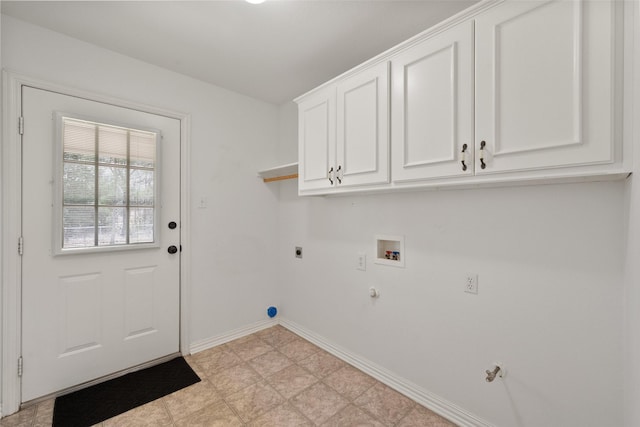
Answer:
52;356;200;426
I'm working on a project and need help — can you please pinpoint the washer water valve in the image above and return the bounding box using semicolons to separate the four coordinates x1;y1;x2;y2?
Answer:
485;364;505;382
369;287;380;298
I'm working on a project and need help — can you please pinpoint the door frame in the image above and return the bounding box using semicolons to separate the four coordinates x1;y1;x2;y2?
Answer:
1;70;192;416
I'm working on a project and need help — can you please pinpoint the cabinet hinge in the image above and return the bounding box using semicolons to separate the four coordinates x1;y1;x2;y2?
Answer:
17;357;23;377
18;117;24;135
18;237;23;256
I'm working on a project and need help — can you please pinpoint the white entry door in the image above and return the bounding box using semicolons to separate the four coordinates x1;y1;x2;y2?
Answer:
21;86;181;402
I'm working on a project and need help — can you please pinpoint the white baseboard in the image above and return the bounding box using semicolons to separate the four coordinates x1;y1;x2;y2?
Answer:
189;319;277;354
279;318;493;427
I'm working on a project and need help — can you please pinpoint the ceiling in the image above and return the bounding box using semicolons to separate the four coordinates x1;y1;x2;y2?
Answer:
1;0;478;105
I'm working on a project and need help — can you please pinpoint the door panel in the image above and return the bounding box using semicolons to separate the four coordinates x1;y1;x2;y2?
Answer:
58;273;102;356
298;87;336;192
391;21;474;182
21;86;180;402
475;0;614;173
124;266;157;339
337;61;389;187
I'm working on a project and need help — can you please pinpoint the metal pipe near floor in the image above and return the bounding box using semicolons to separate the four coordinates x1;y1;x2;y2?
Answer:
485;364;503;382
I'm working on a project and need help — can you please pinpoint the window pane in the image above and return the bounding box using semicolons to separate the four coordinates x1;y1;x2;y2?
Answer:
64;163;95;205
63;119;96;162
63;206;95;248
130;169;154;206
99;126;127;165
98;166;127;206
129;208;154;243
98;207;127;245
130;131;156;168
58;115;158;253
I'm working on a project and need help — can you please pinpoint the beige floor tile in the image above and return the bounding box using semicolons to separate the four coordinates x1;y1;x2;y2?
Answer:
255;325;284;337
2;328;443;427
266;364;319;399
0;406;35;427
184;354;207;379
290;382;349;425
191;345;223;362
210;363;262;396
226;381;285;423
103;400;172;427
162;379;222;420
279;338;320;362
298;350;347;379
354;383;416;426
259;327;299;347
228;336;273;361
194;347;243;377
174;400;244;427
33;399;55;427
229;334;259;345
247;403;313;427
249;350;293;377
324;365;377;401
396;405;457;427
321;404;386;427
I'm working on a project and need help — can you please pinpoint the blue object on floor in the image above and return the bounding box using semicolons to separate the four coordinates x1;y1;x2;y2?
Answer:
267;306;277;318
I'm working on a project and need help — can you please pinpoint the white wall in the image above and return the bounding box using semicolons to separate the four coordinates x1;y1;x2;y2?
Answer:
0;14;281;345
1;8;633;427
277;101;298;165
623;142;639;426
276;106;626;426
623;1;640;426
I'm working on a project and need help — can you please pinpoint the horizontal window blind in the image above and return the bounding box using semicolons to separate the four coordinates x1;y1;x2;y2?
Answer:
60;117;158;250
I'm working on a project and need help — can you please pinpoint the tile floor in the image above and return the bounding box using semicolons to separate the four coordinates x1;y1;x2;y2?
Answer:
0;325;456;426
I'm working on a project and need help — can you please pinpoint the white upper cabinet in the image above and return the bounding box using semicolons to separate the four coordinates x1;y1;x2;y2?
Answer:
298;62;390;194
474;0;615;174
298;86;336;192
296;0;626;196
336;61;390;188
392;21;474;183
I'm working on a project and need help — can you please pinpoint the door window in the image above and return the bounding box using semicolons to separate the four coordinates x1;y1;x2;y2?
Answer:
54;114;160;254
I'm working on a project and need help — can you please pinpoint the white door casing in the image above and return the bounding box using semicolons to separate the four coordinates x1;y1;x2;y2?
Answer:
1;72;191;415
0;70;191;416
22;87;180;401
21;86;181;402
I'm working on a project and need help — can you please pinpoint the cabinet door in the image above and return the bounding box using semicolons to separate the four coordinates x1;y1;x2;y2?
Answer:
336;62;390;187
475;0;615;175
298;86;336;192
392;21;474;182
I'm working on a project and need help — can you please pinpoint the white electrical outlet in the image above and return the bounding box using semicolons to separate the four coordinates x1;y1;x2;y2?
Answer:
357;253;366;271
465;274;478;294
